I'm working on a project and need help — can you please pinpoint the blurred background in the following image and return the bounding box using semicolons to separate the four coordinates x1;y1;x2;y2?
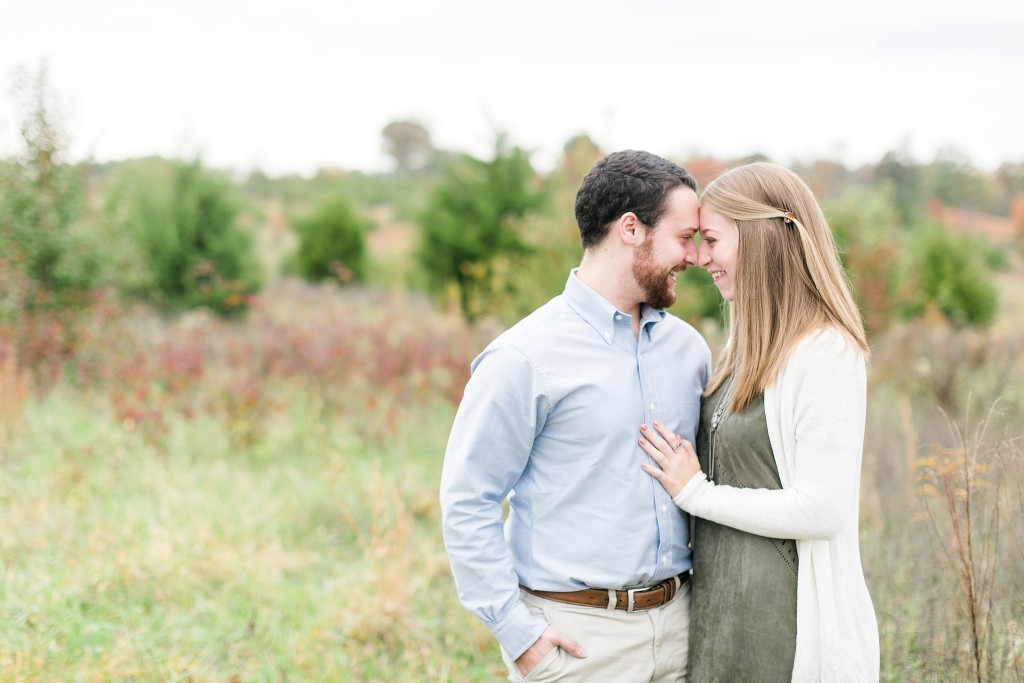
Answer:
1;1;1022;680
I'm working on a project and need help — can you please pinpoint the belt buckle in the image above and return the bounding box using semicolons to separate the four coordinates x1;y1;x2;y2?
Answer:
626;585;646;612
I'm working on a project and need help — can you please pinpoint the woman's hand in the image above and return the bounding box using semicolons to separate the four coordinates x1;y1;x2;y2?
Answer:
639;421;703;498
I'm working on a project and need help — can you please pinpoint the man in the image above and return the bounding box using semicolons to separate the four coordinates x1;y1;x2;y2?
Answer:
440;150;710;682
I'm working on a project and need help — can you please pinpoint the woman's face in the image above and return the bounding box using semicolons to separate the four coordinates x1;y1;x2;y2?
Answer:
697;205;739;301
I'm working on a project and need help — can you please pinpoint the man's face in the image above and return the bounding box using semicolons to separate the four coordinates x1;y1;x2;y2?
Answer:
631;187;700;309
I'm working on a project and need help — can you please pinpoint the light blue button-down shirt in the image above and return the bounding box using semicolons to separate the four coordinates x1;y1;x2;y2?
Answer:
440;271;711;660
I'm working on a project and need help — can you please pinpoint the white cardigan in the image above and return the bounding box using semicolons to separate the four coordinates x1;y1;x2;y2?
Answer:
674;327;880;682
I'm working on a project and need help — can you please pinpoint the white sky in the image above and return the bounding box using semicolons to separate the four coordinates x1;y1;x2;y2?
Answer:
1;0;1022;176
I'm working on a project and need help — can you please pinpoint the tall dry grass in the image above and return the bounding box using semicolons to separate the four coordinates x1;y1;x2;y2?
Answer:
865;318;1024;682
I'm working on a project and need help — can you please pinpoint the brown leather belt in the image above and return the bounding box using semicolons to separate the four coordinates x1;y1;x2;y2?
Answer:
522;573;688;612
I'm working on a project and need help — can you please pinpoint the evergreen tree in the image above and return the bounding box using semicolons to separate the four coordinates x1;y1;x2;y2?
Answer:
126;160;262;314
418;137;545;322
294;195;369;283
0;64;98;318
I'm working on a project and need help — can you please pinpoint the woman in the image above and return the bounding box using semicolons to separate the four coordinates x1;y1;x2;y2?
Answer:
638;163;879;682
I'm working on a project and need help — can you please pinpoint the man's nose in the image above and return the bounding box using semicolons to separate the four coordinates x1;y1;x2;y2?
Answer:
683;239;700;265
680;247;693;266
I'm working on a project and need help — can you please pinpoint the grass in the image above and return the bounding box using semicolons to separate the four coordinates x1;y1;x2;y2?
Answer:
0;282;1022;681
0;389;498;681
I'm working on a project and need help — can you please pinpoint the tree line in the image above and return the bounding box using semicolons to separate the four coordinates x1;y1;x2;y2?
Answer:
2;69;1020;377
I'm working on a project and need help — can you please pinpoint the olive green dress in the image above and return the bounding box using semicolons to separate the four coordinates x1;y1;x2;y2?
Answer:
687;383;798;683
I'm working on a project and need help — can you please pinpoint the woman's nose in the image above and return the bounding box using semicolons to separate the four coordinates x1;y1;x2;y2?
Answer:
697;243;711;268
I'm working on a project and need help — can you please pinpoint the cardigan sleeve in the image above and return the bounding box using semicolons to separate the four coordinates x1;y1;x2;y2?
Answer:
673;332;867;541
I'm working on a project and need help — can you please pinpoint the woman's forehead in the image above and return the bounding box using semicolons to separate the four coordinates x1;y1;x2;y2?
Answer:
698;208;732;231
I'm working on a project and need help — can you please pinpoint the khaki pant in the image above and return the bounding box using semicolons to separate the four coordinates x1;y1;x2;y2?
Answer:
501;582;690;683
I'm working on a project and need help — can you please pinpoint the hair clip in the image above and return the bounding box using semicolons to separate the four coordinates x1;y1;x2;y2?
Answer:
782;211;796;226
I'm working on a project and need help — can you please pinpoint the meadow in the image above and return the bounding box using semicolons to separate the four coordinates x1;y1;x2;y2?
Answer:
0;282;503;681
1;268;1022;682
1;99;1023;679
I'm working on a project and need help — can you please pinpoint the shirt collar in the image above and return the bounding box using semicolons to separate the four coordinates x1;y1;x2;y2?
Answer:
564;269;667;345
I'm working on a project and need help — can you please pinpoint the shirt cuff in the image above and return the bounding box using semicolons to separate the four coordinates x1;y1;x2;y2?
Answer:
492;598;549;661
672;471;708;511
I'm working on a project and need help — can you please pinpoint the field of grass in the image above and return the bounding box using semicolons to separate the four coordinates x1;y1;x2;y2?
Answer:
1;278;1022;681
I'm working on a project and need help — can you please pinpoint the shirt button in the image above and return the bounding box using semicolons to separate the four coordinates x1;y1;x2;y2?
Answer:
662;555;668;564
661;504;668;513
604;331;611;340
649;403;655;411
615;314;622;321
687;541;692;549
689;568;694;575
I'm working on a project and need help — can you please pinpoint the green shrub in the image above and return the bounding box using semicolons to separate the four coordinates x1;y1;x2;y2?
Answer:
122;160;262;315
0;161;99;315
294;195;369;283
903;227;998;328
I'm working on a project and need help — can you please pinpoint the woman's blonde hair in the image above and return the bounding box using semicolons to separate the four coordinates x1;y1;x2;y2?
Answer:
701;162;868;410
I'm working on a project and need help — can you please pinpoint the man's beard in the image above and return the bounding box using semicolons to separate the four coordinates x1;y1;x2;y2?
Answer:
632;237;678;310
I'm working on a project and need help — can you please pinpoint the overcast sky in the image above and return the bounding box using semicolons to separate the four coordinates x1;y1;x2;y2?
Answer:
2;0;1022;175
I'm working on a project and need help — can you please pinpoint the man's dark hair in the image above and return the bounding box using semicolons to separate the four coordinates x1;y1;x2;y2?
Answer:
574;150;697;249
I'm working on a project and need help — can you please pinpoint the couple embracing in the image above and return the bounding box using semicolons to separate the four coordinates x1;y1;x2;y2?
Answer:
440;151;880;682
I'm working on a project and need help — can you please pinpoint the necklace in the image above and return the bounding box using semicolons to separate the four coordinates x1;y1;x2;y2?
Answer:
708;374;736;481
